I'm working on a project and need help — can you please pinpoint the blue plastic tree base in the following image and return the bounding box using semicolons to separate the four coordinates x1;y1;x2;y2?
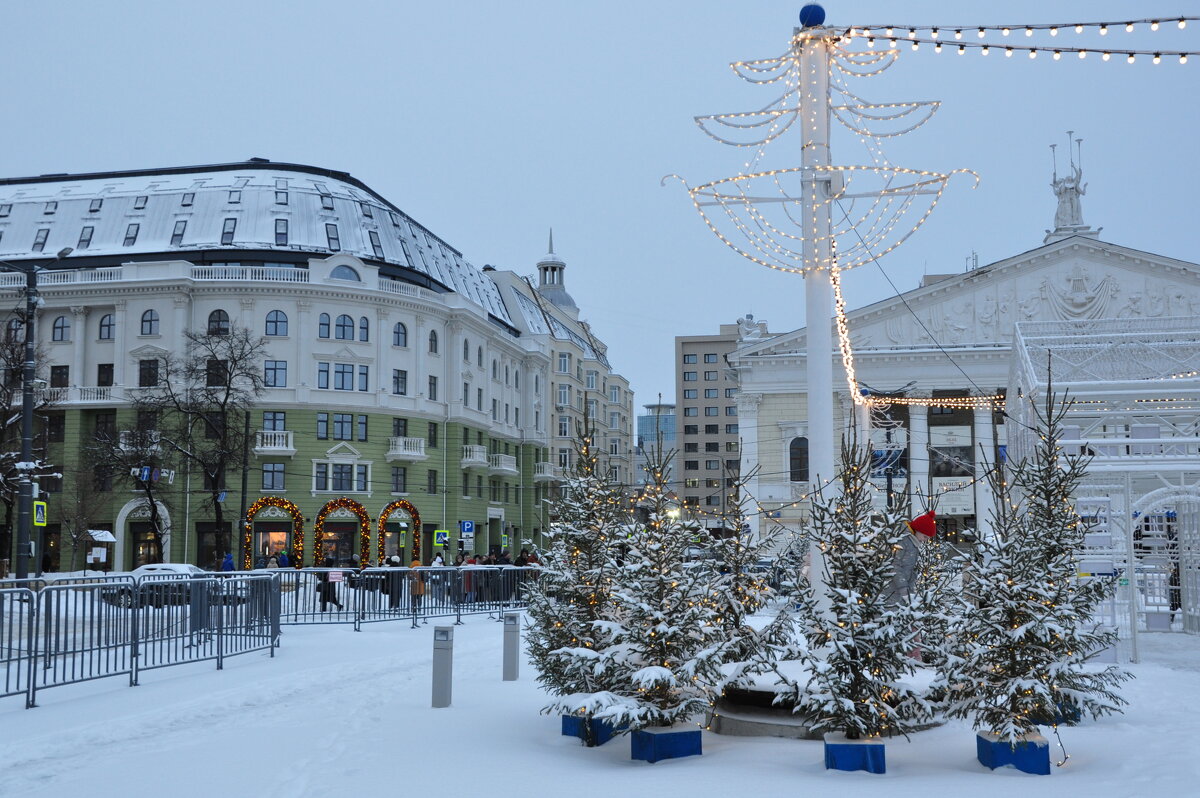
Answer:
630;727;702;763
561;715;625;747
823;733;886;774
977;731;1051;775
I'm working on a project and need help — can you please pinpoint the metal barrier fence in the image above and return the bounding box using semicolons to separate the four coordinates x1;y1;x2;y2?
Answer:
276;566;540;630
0;574;278;708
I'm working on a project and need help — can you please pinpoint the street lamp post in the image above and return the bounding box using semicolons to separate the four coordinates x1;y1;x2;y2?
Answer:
9;247;72;579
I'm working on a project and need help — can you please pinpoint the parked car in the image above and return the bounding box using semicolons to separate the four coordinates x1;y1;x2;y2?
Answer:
99;564;246;608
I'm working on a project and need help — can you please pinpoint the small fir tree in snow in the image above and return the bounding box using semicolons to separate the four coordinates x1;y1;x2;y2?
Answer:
597;446;728;730
946;393;1131;741
524;423;629;740
910;529;971;710
777;439;932;740
707;468;785;674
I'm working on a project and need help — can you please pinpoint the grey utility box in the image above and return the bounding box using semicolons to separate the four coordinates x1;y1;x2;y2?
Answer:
432;626;454;707
503;612;520;681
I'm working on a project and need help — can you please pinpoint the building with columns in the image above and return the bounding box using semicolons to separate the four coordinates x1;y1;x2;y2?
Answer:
729;175;1200;550
0;160;632;571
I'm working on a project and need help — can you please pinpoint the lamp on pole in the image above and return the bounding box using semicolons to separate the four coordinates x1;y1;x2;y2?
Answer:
6;247;72;579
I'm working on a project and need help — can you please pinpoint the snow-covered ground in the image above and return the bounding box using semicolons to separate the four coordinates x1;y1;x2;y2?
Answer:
4;617;1198;798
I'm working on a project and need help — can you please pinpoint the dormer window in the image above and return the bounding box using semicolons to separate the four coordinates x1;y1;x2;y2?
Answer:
275;218;288;246
320;193;334;210
275;191;288;205
89;198;103;213
78;226;94;249
325;223;341;252
171;220;187;246
360;202;373;219
44;201;57;215
221;218;237;245
124;223;140;246
0;204;11;217
32;229;49;252
181;193;194;207
369;230;384;258
134;195;148;210
228;190;241;204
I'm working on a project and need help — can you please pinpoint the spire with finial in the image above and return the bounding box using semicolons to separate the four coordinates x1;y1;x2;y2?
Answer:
536;228;578;314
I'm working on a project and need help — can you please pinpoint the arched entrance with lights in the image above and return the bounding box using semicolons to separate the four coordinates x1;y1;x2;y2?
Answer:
244;496;305;568
313;498;371;567
1130;486;1200;635
377;500;421;566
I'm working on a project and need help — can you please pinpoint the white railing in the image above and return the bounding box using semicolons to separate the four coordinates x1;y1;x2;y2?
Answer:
78;386;113;402
255;430;295;452
118;430;161;450
488;453;518;473
1065;436;1200;461
377;278;424;298
35;387;70;404
190;265;310;283
462;444;488;466
387;436;428;460
534;462;560;480
1;268;126;288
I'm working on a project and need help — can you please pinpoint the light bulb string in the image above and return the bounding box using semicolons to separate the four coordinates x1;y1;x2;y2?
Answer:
846;17;1196;37
862;35;1191;60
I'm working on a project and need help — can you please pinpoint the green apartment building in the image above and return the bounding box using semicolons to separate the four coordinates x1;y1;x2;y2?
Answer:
0;160;633;571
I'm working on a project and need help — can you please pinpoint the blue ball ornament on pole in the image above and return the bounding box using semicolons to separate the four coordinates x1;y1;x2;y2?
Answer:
799;4;826;29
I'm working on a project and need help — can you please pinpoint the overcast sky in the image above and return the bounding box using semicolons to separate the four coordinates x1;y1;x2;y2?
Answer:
2;1;1195;407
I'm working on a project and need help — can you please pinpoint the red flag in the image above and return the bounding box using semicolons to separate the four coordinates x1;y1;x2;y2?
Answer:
907;510;936;538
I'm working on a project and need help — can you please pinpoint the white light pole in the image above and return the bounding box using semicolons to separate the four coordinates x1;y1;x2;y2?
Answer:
6;247;72;579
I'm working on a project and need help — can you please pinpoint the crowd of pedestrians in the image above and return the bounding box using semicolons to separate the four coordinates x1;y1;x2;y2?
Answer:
314;549;540;614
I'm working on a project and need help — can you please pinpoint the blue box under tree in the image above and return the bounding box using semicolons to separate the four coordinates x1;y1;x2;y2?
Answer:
976;731;1051;775
823;732;886;774
630;726;702;763
561;714;625;746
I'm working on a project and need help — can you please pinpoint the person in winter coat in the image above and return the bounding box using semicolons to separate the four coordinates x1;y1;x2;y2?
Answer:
221;553;234;572
409;558;426;614
318;556;343;612
277;550;289;568
432;553;444;567
514;549;529;567
382;555;404;611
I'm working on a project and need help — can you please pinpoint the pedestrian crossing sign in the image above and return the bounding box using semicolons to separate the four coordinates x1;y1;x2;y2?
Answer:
33;501;48;527
434;530;449;547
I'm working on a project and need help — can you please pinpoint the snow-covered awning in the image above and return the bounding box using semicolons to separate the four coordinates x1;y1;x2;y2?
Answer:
88;529;116;542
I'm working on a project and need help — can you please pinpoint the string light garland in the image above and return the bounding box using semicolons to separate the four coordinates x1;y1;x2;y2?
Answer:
863;35;1193;62
312;497;371;567
849;17;1196;39
243;496;304;569
377;499;422;566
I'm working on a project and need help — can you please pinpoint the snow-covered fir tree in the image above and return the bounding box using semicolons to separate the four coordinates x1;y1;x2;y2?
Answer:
596;446;729;730
910;529;971;711
707;468;785;673
946;393;1132;740
777;439;933;740
524;423;630;741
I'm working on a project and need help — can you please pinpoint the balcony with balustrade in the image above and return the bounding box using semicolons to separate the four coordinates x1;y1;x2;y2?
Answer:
462;444;488;469
118;429;161;452
488;453;518;476
387;436;428;462
254;429;296;457
533;461;561;481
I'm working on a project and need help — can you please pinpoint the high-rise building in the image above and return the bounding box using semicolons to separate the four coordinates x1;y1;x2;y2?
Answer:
634;402;676;485
675;315;770;527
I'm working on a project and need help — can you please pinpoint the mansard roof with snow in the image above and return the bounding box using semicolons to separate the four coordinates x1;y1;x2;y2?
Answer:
0;159;514;325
